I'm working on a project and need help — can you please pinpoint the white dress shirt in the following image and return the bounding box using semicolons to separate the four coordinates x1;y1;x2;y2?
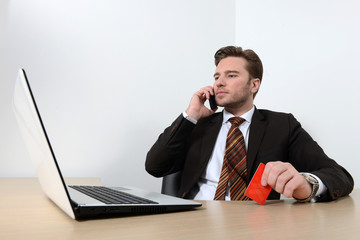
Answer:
184;106;327;201
192;107;254;200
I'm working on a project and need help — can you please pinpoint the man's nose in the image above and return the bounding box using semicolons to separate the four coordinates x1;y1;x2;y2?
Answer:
215;76;225;87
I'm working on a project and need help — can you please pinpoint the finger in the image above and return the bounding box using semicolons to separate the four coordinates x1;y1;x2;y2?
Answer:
208;87;215;96
261;163;269;186
200;86;214;98
282;174;304;198
287;174;312;199
195;90;207;101
262;162;287;187
273;169;293;195
261;162;273;186
195;89;209;101
192;92;205;105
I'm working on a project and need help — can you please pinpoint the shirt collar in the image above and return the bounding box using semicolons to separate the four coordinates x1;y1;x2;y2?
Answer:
222;105;255;125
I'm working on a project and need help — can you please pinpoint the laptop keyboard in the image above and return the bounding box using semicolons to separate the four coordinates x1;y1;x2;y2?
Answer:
69;185;158;205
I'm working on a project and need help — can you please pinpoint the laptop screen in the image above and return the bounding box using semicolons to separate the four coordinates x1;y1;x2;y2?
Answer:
13;69;76;219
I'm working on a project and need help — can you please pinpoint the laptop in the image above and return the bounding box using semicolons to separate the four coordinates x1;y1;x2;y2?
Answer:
13;68;201;220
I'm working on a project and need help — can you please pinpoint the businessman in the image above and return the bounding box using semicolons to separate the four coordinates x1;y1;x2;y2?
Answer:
145;46;354;202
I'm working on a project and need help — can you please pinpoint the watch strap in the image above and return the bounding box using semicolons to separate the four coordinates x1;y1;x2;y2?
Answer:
294;173;320;202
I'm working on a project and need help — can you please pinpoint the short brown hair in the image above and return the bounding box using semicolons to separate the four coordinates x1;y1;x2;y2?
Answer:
214;46;263;81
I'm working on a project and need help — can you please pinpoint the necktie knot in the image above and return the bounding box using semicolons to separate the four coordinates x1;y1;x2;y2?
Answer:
228;117;245;128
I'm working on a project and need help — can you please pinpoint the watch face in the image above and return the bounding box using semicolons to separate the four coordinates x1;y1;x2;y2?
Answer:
301;173;318;185
308;176;319;185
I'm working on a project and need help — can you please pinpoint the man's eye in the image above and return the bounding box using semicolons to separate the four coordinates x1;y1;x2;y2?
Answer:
228;74;237;78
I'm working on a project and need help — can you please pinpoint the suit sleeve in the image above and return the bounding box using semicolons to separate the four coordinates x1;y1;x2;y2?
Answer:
287;114;354;201
145;114;196;177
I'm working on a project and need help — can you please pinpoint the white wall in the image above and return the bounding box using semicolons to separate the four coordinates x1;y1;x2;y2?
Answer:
236;0;359;188
2;0;358;193
0;0;236;192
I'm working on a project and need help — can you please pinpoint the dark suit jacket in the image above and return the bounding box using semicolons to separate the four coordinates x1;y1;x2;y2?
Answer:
145;108;354;201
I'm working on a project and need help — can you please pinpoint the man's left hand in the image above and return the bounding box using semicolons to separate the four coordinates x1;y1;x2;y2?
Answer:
261;161;312;199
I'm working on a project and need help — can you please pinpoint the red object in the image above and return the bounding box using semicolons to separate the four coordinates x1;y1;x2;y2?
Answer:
245;163;272;205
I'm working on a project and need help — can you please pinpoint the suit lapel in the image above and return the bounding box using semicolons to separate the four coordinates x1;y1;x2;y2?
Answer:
246;108;267;182
180;112;223;197
198;113;223;171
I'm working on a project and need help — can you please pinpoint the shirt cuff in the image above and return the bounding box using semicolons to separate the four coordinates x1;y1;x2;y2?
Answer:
182;111;198;124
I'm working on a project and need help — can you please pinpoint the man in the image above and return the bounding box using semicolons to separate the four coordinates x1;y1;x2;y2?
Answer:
145;46;353;202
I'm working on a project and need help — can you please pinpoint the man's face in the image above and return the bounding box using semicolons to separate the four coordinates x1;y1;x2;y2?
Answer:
213;57;257;110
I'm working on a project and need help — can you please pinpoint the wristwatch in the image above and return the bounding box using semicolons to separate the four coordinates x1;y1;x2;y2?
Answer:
295;173;320;202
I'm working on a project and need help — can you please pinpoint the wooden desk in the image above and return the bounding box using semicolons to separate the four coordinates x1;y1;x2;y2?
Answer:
1;178;359;240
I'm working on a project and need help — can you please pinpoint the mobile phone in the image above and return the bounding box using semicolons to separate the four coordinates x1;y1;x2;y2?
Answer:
209;94;217;110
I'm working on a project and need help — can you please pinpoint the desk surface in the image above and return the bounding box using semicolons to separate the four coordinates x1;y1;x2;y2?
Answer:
1;178;359;240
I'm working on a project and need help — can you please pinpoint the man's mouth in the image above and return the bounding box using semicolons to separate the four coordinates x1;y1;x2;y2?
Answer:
216;90;227;97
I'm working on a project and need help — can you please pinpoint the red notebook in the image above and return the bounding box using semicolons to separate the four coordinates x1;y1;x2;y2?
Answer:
245;163;272;205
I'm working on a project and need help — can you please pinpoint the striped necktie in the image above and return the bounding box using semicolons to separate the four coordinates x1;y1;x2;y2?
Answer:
214;117;249;200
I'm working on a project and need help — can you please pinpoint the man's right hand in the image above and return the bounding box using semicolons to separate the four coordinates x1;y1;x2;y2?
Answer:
185;86;218;121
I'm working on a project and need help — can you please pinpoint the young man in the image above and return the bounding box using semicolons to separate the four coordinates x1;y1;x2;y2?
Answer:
145;46;353;202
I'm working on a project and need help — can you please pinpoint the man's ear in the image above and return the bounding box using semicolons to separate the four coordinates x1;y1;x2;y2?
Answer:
251;78;261;94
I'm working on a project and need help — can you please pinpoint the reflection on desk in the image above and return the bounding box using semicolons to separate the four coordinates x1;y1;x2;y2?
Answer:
0;178;359;240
